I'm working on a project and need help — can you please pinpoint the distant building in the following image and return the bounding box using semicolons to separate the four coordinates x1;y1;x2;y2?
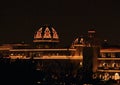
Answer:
0;24;120;81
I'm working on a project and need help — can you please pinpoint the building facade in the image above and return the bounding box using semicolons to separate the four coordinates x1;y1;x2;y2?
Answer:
0;25;120;82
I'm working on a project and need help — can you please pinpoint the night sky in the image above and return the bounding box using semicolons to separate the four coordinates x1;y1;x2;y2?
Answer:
0;0;120;46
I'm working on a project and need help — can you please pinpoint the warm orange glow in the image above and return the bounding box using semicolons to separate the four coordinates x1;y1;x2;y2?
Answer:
98;58;120;60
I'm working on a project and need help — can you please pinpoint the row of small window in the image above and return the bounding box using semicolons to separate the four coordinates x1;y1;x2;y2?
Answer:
93;73;120;80
98;61;120;69
10;53;25;56
100;53;120;58
10;53;67;57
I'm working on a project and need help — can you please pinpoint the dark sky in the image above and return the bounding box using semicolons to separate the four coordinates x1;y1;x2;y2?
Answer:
0;0;120;46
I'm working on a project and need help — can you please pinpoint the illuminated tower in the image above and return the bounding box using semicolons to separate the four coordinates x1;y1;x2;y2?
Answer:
86;28;100;47
88;28;96;38
82;29;100;83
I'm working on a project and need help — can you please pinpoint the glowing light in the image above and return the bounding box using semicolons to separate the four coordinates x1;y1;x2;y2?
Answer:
115;73;120;80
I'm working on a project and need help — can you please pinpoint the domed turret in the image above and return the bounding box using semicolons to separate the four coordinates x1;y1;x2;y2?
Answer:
70;36;86;56
71;35;86;48
33;25;59;48
33;25;59;43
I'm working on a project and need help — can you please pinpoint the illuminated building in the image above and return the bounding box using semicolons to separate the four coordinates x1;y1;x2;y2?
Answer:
0;24;120;82
97;47;120;81
0;25;82;60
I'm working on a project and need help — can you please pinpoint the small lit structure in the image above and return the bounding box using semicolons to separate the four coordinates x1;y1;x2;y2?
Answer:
33;25;59;48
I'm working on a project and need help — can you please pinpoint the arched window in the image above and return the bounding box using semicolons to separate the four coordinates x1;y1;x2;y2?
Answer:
34;28;42;38
114;73;120;80
103;62;109;69
52;28;59;39
104;73;110;80
101;53;106;58
43;27;51;38
111;53;116;58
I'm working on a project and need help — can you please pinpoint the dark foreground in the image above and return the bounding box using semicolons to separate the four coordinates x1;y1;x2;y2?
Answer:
0;58;119;85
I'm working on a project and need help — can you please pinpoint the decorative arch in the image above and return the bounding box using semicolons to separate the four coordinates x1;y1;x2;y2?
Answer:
52;28;59;39
34;28;42;38
43;27;51;38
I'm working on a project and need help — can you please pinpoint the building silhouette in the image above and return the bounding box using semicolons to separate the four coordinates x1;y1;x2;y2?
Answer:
0;24;120;84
